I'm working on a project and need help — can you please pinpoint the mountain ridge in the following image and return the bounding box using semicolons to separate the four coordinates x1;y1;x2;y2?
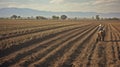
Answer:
0;8;120;18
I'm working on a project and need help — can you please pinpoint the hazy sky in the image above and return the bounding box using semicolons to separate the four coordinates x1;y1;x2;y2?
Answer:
0;0;120;13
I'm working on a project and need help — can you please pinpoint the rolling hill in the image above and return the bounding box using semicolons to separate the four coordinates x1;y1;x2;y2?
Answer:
0;8;120;18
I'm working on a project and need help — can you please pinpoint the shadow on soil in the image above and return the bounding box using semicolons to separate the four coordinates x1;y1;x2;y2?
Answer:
104;40;120;42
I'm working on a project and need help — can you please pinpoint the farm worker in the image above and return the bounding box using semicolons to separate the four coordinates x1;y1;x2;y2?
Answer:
98;24;105;35
98;24;104;31
98;24;105;41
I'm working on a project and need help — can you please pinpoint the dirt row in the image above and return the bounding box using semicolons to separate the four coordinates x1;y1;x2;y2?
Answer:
0;23;93;58
1;22;95;66
0;22;79;40
0;21;120;67
0;23;90;51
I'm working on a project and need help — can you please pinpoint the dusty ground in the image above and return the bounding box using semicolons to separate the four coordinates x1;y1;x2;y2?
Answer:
0;20;120;67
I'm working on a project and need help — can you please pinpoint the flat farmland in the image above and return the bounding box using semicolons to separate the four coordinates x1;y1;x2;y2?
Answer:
0;20;120;67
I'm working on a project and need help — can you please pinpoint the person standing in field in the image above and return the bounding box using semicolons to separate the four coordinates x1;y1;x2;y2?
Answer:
97;24;105;41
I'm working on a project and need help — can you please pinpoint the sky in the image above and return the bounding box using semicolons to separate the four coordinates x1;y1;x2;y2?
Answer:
0;0;120;13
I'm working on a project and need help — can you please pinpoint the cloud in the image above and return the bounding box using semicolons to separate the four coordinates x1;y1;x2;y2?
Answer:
0;0;120;13
90;0;120;13
93;0;119;5
0;1;18;8
50;0;65;4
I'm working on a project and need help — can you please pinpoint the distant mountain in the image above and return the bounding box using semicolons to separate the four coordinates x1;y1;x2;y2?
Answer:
0;8;120;18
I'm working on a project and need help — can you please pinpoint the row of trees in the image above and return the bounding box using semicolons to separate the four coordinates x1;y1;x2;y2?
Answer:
52;15;67;20
92;15;119;20
11;15;21;19
8;14;120;20
10;15;67;20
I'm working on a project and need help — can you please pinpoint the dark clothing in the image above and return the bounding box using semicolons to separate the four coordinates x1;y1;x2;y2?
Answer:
97;26;106;41
98;26;104;31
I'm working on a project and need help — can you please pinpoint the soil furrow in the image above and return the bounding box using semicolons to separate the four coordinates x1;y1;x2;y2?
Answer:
0;24;92;66
85;24;108;67
105;24;117;67
28;25;96;67
72;24;108;67
52;25;98;67
7;25;93;67
8;24;94;67
0;24;88;58
0;23;78;40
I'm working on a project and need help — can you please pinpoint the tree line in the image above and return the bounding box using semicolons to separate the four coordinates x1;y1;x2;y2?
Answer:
10;15;67;20
0;14;119;20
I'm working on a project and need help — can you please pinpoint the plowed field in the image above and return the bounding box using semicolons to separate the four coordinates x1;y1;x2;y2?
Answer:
0;20;120;67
